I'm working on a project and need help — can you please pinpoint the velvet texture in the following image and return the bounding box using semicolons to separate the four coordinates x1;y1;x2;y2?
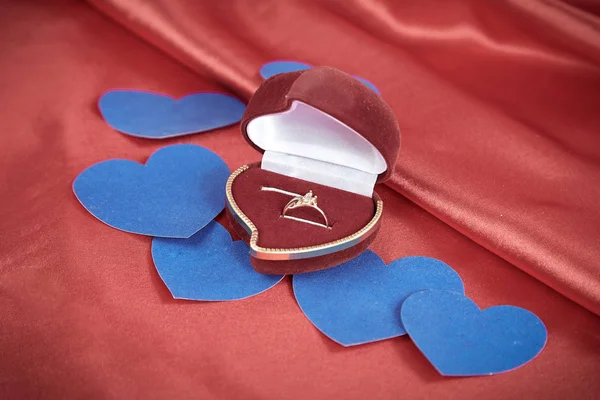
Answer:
241;66;401;182
2;1;600;399
227;202;380;275
228;164;379;274
232;68;394;274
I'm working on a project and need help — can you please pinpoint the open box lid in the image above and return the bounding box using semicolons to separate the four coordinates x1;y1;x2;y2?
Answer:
241;66;401;186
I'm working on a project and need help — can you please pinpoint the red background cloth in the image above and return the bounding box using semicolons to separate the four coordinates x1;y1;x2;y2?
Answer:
1;1;599;399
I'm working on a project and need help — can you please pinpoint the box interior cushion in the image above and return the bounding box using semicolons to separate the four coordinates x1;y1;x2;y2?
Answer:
231;165;376;249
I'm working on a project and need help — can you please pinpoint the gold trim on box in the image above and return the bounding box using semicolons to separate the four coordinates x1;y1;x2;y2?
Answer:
225;165;383;260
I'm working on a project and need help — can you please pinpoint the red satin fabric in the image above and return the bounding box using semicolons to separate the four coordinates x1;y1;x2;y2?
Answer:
88;0;600;315
1;1;600;399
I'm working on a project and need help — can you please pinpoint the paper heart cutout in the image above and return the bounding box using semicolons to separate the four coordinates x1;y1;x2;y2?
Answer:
98;90;246;139
73;144;229;238
152;221;284;301
260;61;380;94
292;250;465;346
401;290;547;376
260;61;311;77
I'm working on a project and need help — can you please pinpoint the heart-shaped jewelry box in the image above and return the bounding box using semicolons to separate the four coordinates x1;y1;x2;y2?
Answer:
226;66;400;274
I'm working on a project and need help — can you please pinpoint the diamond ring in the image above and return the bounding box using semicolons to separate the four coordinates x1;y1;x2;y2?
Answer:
261;186;330;229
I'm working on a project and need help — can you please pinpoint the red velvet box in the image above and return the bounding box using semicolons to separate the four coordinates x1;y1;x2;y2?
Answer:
226;66;400;274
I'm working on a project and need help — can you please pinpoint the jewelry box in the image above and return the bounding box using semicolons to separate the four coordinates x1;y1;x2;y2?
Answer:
225;66;400;274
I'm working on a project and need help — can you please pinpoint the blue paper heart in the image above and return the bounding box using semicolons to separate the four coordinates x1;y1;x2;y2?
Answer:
98;90;246;139
73;144;229;238
401;290;547;376
152;221;284;301
260;61;312;78
260;61;380;94
292;251;465;346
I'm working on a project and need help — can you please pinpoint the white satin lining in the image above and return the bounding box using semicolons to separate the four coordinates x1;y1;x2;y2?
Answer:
261;151;377;197
246;101;387;175
247;100;386;196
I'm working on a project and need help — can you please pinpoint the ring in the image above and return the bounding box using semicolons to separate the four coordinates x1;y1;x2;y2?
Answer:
261;186;330;229
282;190;329;229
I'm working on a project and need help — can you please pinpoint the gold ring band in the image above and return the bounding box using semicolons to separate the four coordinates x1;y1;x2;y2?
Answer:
261;186;330;229
281;191;329;229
